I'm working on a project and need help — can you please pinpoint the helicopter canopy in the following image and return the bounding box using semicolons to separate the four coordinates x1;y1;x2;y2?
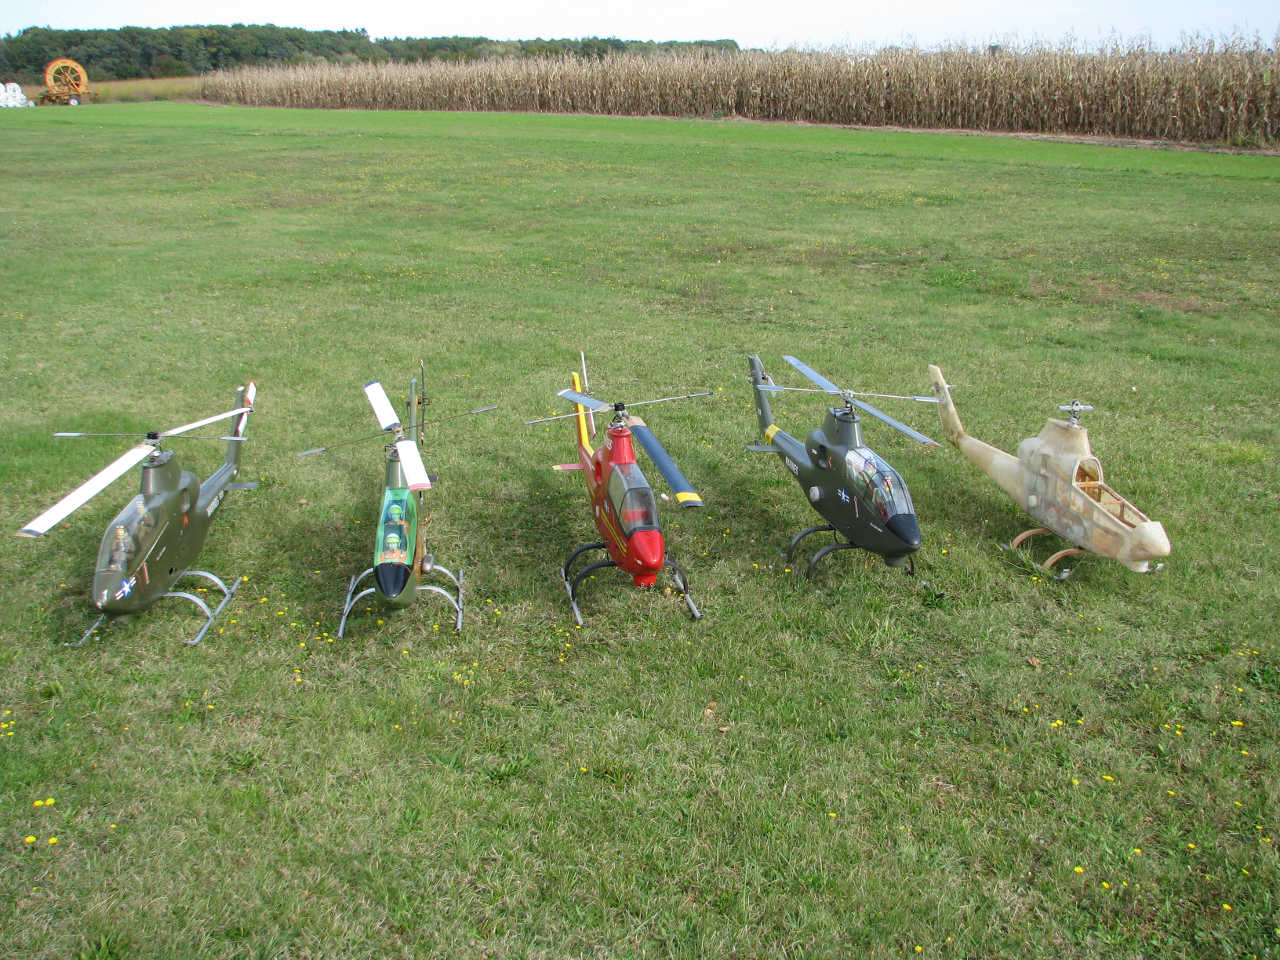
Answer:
844;448;915;522
607;461;660;536
95;495;159;577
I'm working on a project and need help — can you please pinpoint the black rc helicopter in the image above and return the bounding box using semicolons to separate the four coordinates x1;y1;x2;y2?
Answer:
17;381;258;645
747;355;939;578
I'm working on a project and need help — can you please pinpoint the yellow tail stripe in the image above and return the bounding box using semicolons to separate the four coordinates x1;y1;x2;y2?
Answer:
764;423;778;443
571;372;593;455
675;491;703;505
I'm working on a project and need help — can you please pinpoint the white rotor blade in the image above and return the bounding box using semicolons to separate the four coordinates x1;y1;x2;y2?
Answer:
394;439;431;491
159;406;253;438
364;381;400;431
556;388;612;413
17;443;154;538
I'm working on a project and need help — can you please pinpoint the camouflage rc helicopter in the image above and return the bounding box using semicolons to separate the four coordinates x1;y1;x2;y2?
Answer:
928;365;1170;578
526;354;709;625
299;363;495;635
17;381;258;646
748;355;940;578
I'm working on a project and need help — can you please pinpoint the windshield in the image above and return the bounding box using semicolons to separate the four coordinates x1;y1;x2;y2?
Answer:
844;448;914;521
375;489;416;565
95;494;158;574
607;461;660;535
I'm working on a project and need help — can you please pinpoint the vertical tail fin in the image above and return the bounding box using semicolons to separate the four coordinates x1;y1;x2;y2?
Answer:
225;381;256;473
927;365;966;446
747;355;775;438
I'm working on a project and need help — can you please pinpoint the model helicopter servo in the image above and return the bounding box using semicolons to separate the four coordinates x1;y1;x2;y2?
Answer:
17;381;258;646
299;364;495;635
748;355;940;578
526;354;709;625
928;365;1170;577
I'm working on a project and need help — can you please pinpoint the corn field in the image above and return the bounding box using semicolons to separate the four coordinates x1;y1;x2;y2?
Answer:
201;40;1280;145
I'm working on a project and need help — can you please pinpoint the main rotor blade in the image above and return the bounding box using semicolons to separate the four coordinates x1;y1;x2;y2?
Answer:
556;388;612;413
364;381;401;431
394;439;431;491
846;397;939;447
17;443;154;538
782;355;842;395
158;405;253;438
421;405;500;427
622;391;713;410
625;417;704;508
757;384;938;403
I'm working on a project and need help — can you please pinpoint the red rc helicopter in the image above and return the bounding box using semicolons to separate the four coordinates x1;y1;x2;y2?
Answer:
525;354;709;625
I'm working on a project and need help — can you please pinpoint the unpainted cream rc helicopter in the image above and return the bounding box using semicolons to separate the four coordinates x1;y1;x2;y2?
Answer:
928;365;1170;578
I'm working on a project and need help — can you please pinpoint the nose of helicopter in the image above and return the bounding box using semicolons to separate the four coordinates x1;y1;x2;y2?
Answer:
628;528;665;578
885;513;922;550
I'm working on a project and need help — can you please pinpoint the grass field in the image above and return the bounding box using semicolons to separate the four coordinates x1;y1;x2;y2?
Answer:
0;103;1276;958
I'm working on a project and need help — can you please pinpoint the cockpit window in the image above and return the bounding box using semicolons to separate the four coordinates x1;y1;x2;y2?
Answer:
607;461;660;535
95;494;156;574
375;489;416;565
845;448;914;521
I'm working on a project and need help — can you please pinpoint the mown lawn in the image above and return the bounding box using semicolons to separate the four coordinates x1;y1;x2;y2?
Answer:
0;103;1276;958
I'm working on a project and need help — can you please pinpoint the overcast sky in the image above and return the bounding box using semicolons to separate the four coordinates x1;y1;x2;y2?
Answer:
3;0;1276;51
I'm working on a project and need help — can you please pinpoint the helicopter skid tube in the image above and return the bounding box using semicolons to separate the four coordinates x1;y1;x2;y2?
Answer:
565;556;616;627
1009;527;1051;550
417;563;464;632
806;541;857;580
338;568;377;638
165;569;241;646
65;613;108;648
786;524;837;563
664;553;702;620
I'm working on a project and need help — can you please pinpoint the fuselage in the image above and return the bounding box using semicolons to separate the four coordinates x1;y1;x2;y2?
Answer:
372;450;420;607
749;356;922;565
926;365;1170;572
93;452;218;613
580;422;666;586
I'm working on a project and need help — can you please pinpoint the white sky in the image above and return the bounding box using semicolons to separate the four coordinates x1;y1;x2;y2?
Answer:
2;0;1276;51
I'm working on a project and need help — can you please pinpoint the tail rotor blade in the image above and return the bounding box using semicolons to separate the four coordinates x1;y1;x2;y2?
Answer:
17;443;155;537
364;381;400;431
626;417;703;508
394;439;431;491
847;397;939;447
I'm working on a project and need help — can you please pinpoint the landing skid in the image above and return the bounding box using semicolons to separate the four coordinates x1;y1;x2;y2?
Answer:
785;524;929;591
337;559;464;638
561;542;701;626
64;569;241;647
1003;527;1087;581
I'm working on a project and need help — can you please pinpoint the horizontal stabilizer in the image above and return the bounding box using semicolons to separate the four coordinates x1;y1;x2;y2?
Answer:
553;463;584;471
747;444;784;453
225;481;259;491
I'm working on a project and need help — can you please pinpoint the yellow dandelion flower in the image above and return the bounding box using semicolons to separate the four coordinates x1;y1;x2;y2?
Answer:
1074;866;1084;874
47;837;58;845
23;835;35;843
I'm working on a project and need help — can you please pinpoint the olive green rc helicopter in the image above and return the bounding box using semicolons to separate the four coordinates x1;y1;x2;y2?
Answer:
748;355;940;578
299;363;495;636
17;381;258;646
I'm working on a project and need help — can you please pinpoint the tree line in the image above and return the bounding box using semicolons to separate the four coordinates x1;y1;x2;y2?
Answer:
0;24;739;82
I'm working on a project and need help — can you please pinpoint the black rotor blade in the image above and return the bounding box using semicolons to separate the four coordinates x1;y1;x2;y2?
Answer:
625;417;703;508
846;397;939;447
